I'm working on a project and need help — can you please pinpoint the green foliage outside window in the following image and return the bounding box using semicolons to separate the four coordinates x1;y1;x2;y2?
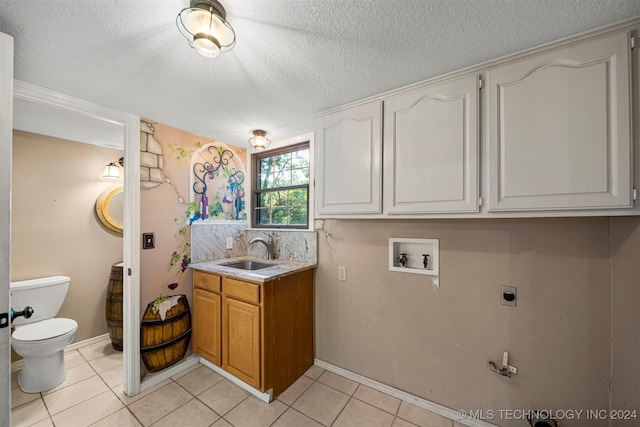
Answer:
254;144;309;228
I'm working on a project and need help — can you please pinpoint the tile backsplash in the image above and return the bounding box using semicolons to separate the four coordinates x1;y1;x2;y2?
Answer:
190;222;247;263
246;229;317;263
191;222;317;264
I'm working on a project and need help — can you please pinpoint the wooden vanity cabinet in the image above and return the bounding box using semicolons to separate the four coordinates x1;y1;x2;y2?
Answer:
222;277;261;388
193;272;222;366
193;268;314;397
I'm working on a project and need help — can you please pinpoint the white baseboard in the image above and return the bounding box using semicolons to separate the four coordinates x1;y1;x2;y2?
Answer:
66;333;110;352
199;357;273;403
314;359;497;427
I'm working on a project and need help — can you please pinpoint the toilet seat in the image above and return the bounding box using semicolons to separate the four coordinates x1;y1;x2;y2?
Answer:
12;318;77;342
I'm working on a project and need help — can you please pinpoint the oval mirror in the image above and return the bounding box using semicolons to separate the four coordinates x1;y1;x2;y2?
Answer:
96;186;124;234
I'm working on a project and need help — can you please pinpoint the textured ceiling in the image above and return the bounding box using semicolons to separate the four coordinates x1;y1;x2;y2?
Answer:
1;0;639;148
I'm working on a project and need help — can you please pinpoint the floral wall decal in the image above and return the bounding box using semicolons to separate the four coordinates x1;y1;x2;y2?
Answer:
191;143;246;222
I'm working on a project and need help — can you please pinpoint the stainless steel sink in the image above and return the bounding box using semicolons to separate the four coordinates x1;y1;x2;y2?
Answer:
220;259;276;271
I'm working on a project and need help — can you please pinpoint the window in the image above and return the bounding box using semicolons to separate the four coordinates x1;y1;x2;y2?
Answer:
252;142;310;228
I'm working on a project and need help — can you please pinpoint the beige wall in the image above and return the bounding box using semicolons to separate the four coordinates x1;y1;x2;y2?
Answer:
315;217;639;427
610;216;640;423
11;131;123;350
139;122;247;317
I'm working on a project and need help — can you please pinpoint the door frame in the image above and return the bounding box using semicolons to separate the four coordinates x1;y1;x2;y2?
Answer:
0;31;14;427
12;80;142;396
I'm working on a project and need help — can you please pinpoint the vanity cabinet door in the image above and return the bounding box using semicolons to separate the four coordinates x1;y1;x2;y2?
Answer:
193;288;221;366
223;296;260;389
485;31;633;211
383;73;480;213
315;100;383;215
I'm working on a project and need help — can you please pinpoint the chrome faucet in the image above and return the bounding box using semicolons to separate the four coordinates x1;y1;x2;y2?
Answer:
249;236;275;260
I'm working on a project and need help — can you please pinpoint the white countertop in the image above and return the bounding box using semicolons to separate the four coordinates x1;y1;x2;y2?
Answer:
190;256;316;283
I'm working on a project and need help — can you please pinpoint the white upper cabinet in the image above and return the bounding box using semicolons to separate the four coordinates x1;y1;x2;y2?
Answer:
314;23;638;219
485;31;633;212
315;100;382;215
384;73;480;214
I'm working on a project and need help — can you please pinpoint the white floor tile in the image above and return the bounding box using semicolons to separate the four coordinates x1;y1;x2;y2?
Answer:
397;402;453;427
174;365;224;396
43;375;109;415
99;363;125;389
198;379;249;416
317;371;359;395
79;340;120;361
51;390;124;426
303;365;325;380
10;338;460;427
272;408;324;427
11;385;40;409
128;381;193;426
277;374;314;406
89;351;123;373
332;398;394;427
64;349;88;368
42;362;97;395
150;398;219;427
112;378;173;406
292;381;350;426
353;384;401;415
11;398;49;427
91;408;142;427
225;396;287;427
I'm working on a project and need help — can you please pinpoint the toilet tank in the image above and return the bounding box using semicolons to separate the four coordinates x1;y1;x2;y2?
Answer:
10;276;70;326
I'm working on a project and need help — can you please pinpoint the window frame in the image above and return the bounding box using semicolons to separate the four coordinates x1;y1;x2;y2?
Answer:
251;141;310;229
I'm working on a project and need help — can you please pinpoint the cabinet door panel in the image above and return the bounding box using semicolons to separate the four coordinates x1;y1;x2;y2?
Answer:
316;100;382;215
223;297;260;388
193;289;221;366
486;31;632;211
384;74;479;213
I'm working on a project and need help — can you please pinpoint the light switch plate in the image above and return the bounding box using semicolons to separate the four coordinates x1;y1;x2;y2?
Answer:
226;237;233;250
142;233;155;249
338;266;346;281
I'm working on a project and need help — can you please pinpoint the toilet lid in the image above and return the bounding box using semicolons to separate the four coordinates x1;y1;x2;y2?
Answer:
12;318;77;341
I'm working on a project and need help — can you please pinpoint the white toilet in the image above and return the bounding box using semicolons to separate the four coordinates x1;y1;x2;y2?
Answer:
10;276;78;393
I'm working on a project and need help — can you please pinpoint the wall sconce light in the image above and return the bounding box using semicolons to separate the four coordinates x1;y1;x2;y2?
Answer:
248;129;271;150
103;157;124;179
177;0;236;58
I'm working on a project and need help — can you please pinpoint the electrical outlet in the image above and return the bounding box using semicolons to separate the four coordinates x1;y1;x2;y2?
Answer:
338;266;346;281
226;237;233;250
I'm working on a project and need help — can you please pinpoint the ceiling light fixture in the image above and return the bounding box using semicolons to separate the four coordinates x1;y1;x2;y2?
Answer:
248;130;271;150
176;0;236;58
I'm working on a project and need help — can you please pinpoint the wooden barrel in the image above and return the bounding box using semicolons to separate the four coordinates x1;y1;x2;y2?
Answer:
140;294;192;372
105;262;124;351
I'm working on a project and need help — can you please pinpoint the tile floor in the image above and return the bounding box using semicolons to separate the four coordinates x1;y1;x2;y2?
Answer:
11;339;464;427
